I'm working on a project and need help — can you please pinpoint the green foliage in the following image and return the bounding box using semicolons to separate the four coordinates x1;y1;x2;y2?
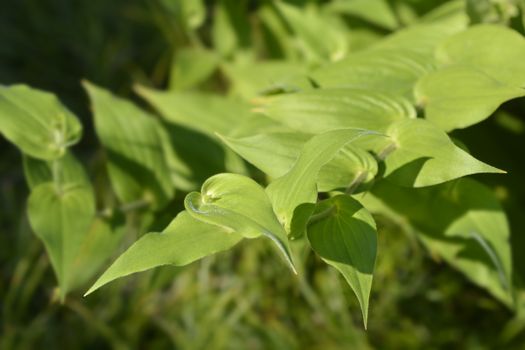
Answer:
2;0;525;346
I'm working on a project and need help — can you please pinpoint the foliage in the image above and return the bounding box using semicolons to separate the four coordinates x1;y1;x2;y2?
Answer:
2;0;525;348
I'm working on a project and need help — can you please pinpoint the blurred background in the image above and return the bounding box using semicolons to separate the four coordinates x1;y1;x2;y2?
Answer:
2;0;525;349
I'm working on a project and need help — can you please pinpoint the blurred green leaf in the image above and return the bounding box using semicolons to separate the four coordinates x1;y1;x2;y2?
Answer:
185;173;295;272
84;81;174;209
365;178;513;306
0;84;81;160
28;183;95;300
23;151;90;190
170;47;219;91
328;0;398;30
307;195;377;327
86;211;243;295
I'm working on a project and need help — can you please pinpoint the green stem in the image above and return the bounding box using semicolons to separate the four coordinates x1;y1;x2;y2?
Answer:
345;171;368;195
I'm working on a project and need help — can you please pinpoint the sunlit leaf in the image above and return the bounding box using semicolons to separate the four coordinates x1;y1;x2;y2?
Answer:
85;211;243;295
185;173;295;271
266;128;375;231
416;67;525;131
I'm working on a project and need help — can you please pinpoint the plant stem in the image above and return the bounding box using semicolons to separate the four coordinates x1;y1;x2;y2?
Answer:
345;171;368;195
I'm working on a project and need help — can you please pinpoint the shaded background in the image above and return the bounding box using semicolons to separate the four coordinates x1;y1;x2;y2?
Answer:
1;0;525;349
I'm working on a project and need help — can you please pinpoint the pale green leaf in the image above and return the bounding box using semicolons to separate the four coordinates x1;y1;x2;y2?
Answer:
436;24;525;87
185;173;295;271
84;81;174;209
0;84;81;160
276;2;348;62
416;67;525;131
371;119;503;187
85;211;242;295
28;183;95;300
220;131;377;192
307;195;377;327
258;88;416;134
266;129;376;231
136;86;252;138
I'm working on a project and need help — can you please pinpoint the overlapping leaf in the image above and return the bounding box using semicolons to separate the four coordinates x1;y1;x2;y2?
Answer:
84;82;174;209
258;88;415;134
364;179;513;306
266;128;375;231
185;173;295;271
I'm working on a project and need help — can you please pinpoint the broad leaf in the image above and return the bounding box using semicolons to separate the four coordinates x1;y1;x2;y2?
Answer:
307;195;377;327
258;88;416;134
416;67;525;131
85;211;242;295
185;173;295;271
364;118;503;187
84;82;174;209
363;179;513;306
221;131;377;191
436;25;525;86
327;0;398;30
136;86;252;138
266;128;375;231
28;183;95;300
0;84;81;160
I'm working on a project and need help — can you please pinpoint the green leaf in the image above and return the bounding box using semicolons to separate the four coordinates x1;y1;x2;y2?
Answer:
28;183;95;300
436;24;525;87
313;49;434;99
371;118;503;187
276;2;348;62
83;81;174;209
416;67;525;131
364;179;513;306
258;88;416;134
23;151;90;190
85;211;242;295
0;84;81;160
185;173;295;272
170;47;219;91
327;0;399;30
220;131;377;192
136;86;252;138
307;195;377;327
266;128;375;231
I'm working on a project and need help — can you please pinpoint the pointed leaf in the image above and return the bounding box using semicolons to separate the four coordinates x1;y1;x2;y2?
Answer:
85;211;242;295
84;82;174;209
373;118;503;187
170;47;219;90
0;84;81;160
185;173;295;271
307;195;377;327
